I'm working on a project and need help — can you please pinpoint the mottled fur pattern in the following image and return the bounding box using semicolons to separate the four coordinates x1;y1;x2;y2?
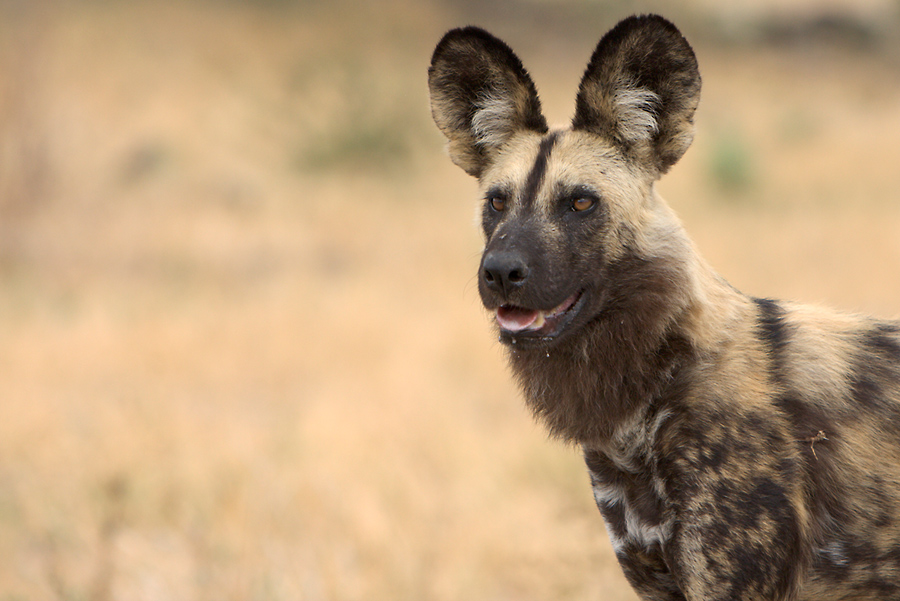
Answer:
429;14;900;601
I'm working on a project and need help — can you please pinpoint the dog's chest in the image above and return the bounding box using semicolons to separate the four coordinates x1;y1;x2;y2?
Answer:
584;444;672;554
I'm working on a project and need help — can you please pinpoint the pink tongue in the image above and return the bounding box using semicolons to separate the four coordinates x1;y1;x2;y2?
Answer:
497;305;540;332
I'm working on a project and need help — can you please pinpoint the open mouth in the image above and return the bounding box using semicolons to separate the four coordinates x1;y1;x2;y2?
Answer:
496;289;585;344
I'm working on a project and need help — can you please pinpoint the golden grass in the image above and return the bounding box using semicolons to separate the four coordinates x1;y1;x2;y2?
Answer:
2;1;900;600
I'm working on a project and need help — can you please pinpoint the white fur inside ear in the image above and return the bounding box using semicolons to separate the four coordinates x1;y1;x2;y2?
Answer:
471;93;517;149
614;84;660;143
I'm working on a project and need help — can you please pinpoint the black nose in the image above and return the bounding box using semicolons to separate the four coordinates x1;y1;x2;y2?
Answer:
482;251;529;297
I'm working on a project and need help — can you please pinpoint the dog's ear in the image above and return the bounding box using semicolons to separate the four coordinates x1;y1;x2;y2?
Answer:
572;15;700;176
429;27;548;178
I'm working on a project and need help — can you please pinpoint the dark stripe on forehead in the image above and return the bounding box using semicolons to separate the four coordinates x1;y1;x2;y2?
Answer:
521;131;560;208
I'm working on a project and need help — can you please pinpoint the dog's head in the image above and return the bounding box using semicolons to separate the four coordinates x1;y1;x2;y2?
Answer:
429;15;701;348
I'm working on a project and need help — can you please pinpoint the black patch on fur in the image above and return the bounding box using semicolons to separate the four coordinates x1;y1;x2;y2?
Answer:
846;351;900;445
861;323;900;362
850;373;885;410
753;297;790;382
584;448;665;532
847;323;900;433
521;131;560;209
697;441;729;472
597;498;627;540
617;543;687;601
727;478;801;600
858;579;900;596
773;395;832;445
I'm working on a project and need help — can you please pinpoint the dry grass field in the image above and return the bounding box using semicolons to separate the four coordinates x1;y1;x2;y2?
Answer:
2;1;900;600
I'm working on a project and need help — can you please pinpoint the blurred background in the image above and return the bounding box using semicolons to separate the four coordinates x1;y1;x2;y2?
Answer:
2;0;900;599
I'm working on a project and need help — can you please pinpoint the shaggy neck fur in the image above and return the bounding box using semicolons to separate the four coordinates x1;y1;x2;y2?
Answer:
505;193;717;446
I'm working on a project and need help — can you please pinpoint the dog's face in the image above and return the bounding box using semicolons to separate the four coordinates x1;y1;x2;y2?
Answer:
429;16;701;347
475;129;651;346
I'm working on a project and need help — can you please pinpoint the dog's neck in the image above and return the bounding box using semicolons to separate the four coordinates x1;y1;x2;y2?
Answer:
504;195;741;447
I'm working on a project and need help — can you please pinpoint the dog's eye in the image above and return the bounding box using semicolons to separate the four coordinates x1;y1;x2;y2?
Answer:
489;196;506;212
572;197;594;212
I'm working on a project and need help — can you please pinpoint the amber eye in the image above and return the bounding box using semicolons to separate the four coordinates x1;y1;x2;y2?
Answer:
490;196;506;212
572;197;594;212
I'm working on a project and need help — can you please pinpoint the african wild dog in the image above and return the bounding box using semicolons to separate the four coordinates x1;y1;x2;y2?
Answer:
429;14;900;601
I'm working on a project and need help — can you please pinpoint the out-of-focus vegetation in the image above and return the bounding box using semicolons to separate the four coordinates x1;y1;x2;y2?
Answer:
2;0;900;599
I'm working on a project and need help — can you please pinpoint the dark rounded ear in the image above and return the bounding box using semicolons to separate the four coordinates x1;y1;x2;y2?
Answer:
572;15;701;175
428;27;548;178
